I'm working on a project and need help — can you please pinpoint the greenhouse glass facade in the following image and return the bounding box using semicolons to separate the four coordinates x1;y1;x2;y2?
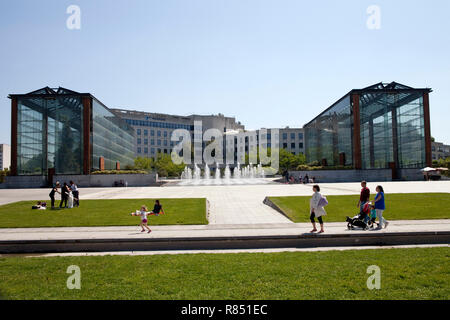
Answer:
304;82;432;174
9;87;135;176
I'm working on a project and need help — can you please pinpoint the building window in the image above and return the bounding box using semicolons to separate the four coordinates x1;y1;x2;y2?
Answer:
283;133;287;140
157;140;161;146
299;143;303;149
283;143;288;148
151;130;154;136
137;138;141;144
164;140;168;146
144;129;148;136
151;139;155;145
157;131;161;137
151;148;155;154
164;131;168;137
291;143;295;149
137;147;142;153
137;129;141;135
291;133;295;140
298;133;303;140
144;139;148;145
144;148;148;154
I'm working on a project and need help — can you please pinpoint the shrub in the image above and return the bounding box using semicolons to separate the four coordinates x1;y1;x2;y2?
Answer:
91;170;148;175
0;168;10;183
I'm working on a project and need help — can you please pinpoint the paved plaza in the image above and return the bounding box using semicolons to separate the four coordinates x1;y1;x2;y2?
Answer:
1;180;449;225
0;180;449;253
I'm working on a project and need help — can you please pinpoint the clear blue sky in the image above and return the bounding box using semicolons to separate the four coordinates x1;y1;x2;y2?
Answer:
1;0;449;144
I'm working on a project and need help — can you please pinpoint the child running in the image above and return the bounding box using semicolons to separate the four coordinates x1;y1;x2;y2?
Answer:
130;205;152;233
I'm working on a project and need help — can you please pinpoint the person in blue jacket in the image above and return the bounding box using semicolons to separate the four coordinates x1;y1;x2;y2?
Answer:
373;185;389;229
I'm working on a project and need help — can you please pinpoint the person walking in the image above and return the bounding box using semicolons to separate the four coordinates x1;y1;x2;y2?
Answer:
357;181;370;212
49;182;60;209
59;182;69;209
309;185;326;233
374;185;389;229
70;181;79;207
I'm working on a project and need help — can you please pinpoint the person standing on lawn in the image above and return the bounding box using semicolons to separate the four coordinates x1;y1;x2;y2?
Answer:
357;181;370;212
70;181;79;207
374;185;389;229
310;185;326;233
49;182;60;209
59;182;69;208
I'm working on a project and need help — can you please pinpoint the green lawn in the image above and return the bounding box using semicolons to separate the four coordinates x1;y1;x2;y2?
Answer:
0;198;207;228
269;193;450;223
0;247;448;300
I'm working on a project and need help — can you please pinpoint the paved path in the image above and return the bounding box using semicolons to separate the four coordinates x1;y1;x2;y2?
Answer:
1;219;448;241
1;180;450;225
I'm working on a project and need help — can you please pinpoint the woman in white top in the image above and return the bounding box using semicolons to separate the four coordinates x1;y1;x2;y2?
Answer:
310;185;326;233
67;188;74;209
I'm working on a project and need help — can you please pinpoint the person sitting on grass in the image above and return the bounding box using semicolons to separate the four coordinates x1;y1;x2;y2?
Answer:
149;200;165;216
130;205;152;233
32;201;47;210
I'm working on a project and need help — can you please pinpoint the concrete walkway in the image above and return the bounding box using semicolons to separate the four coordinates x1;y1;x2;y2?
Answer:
1;219;448;241
1;219;449;254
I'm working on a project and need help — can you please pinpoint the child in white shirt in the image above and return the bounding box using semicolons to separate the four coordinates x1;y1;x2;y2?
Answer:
130;205;152;233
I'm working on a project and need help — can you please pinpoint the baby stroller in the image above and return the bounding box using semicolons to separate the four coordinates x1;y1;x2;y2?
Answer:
346;202;371;230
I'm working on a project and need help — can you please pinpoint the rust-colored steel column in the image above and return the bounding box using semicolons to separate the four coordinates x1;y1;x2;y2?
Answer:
10;98;18;176
423;92;432;167
82;97;92;175
99;157;105;171
352;94;362;169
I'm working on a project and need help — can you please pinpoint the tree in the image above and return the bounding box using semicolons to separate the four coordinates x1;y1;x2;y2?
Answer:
153;153;185;177
133;157;154;170
279;148;306;172
56;121;81;174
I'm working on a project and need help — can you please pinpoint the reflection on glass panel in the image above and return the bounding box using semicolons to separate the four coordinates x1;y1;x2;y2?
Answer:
92;99;135;170
305;94;352;166
17;97;83;175
46;97;83;174
17;99;45;175
397;96;425;168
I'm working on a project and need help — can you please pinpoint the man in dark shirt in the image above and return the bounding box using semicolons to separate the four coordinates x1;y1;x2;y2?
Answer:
59;182;69;208
49;182;61;209
357;181;370;212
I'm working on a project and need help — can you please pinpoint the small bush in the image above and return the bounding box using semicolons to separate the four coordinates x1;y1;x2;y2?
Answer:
91;170;148;175
296;165;353;171
0;168;10;183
